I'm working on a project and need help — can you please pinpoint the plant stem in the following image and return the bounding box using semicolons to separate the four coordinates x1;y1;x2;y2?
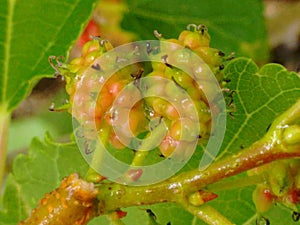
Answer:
96;144;300;213
95;99;300;214
85;126;111;182
97;181;174;213
184;205;235;225
0;106;10;189
131;120;167;166
19;100;300;225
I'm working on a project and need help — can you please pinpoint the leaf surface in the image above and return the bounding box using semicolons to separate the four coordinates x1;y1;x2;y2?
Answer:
220;58;300;159
123;0;268;61
0;0;96;112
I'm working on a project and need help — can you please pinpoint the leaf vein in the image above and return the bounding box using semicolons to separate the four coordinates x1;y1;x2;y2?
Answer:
2;0;16;103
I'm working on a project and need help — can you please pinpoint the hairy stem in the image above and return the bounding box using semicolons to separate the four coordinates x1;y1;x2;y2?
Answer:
0;106;10;189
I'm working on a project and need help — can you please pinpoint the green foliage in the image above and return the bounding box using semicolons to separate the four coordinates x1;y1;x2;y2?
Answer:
123;0;268;61
0;0;98;205
0;134;89;224
1;59;299;225
221;58;300;158
0;0;97;112
0;0;299;225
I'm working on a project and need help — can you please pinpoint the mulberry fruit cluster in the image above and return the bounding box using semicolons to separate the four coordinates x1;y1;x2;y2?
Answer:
51;24;225;160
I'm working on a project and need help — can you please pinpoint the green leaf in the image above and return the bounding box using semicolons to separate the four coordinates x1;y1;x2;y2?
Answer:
0;0;96;191
203;58;300;225
220;58;300;159
123;0;268;61
0;0;97;112
0;175;28;225
0;134;89;224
